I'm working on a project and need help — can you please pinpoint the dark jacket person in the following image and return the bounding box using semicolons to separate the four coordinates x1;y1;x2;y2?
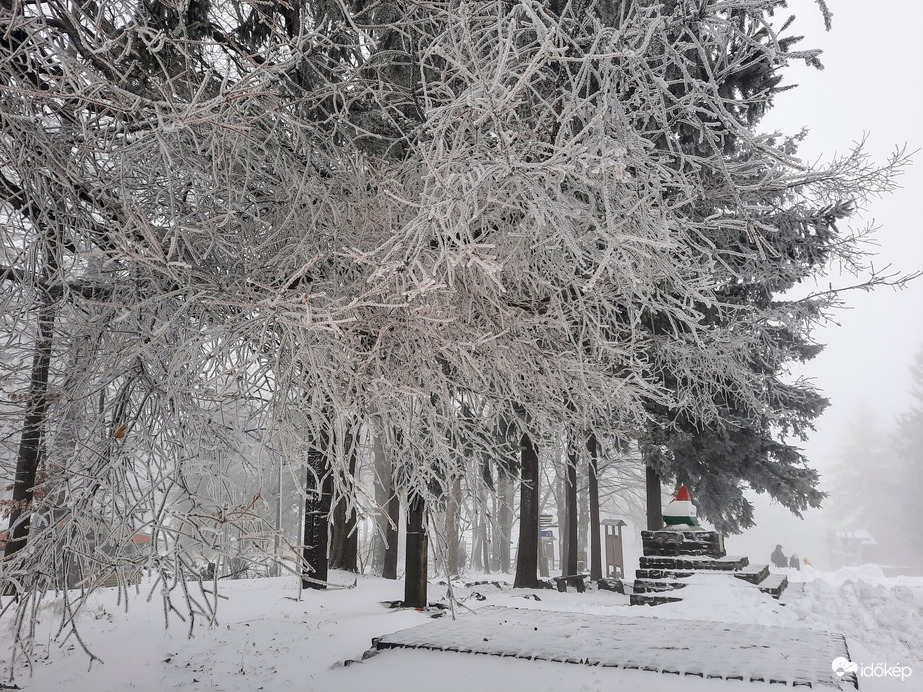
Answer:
771;544;787;568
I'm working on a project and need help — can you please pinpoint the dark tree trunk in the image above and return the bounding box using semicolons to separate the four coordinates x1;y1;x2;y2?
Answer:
587;435;602;581
556;473;567;574
4;294;55;562
479;484;490;574
646;465;664;531
302;430;332;589
403;492;428;608
514;433;540;588
497;468;513;573
383;490;400;580
564;450;578;576
330;439;358;571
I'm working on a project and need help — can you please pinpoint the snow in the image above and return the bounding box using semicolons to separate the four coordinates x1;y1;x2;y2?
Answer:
375;605;851;686
1;565;920;692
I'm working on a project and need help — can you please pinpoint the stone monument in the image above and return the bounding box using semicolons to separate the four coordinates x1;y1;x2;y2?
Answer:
630;486;788;605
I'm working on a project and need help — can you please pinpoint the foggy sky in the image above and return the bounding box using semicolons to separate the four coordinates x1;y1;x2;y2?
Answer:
725;0;923;566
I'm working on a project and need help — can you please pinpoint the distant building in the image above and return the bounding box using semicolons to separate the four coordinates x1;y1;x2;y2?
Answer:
59;529;151;588
829;529;878;567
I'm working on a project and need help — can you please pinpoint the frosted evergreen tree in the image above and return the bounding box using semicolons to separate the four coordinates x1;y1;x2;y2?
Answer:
631;3;908;533
888;347;923;569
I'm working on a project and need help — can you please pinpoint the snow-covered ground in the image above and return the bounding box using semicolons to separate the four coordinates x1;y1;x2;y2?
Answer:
0;564;919;691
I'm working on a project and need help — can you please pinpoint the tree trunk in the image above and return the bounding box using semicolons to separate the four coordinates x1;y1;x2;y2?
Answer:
497;468;513;573
479;483;490;574
383;489;400;580
444;476;461;575
330;438;358;572
564;450;578;576
403;492;428;608
4;294;55;562
372;425;400;579
302;430;332;589
587;435;602;581
471;493;483;571
371;426;389;574
578;460;589;567
489;489;500;571
556;472;567;575
646;465;663;531
481;515;491;574
513;433;540;588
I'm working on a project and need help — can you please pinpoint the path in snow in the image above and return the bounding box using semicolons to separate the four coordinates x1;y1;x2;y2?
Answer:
372;605;855;689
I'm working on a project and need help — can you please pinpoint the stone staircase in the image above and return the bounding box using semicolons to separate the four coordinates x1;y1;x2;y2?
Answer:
630;529;788;606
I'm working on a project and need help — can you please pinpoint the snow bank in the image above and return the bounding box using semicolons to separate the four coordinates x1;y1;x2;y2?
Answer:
787;567;923;671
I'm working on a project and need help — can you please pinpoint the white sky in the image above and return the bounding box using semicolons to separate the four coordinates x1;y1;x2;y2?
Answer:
726;0;923;566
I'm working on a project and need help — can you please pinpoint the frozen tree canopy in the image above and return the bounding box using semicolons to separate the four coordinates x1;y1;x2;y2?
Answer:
0;0;911;664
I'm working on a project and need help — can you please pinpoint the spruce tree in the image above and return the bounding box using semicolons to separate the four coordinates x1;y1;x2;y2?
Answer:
888;347;923;570
630;3;903;533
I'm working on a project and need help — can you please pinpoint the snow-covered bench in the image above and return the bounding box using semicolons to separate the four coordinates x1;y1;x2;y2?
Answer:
553;573;588;593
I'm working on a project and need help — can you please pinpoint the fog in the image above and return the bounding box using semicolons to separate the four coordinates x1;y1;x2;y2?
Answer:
725;0;923;570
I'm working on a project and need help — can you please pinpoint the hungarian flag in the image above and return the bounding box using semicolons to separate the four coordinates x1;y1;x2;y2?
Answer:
662;485;699;527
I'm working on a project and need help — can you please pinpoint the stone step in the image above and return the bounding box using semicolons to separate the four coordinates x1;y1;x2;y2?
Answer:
757;573;788;599
640;555;749;572
641;530;726;558
629;593;683;606
596;577;627;594
631;578;689;594
630;565;790;606
732;563;770;585
634;569;695;581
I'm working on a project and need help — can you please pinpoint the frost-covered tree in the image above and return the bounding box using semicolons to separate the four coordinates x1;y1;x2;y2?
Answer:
825;404;890;527
887;348;923;570
0;0;911;664
628;3;910;533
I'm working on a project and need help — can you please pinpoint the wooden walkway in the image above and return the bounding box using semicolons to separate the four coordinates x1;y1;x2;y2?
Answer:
373;606;856;689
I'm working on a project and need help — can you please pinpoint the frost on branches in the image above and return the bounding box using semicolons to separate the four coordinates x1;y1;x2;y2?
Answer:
0;0;911;666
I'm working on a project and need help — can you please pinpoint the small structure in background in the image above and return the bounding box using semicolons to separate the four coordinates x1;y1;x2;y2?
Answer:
538;529;555;577
70;531;151;588
829;529;878;567
538;513;555;577
601;519;627;579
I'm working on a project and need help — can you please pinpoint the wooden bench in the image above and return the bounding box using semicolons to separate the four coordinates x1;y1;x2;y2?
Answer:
553;573;588;593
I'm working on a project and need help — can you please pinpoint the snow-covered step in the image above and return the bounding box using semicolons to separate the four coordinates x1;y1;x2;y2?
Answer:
635;568;695;581
778;580;806;605
629;592;683;606
640;554;749;572
757;573;789;599
733;563;770;585
631;578;689;594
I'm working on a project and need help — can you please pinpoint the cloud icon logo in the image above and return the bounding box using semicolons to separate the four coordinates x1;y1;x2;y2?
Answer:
832;657;859;677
